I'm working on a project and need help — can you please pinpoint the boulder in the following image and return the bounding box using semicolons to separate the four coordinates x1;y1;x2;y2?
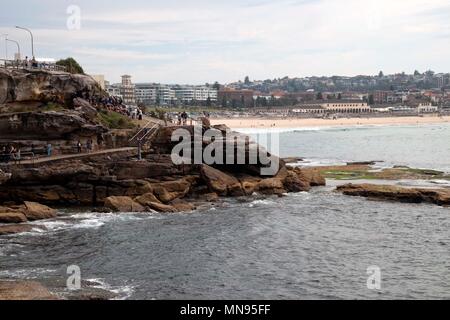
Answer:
200;165;244;196
0;224;33;236
283;171;311;192
134;193;162;207
152;178;192;203
170;199;196;212
23;202;57;221
197;192;220;202
257;178;287;196
104;196;146;212
0;212;28;223
238;175;262;195
294;168;326;187
0;281;56;300
145;201;177;213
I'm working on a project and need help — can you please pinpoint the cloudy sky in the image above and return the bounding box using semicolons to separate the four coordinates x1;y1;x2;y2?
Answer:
1;0;449;84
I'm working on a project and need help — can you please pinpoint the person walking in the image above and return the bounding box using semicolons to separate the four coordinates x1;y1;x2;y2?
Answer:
77;140;82;153
46;143;52;157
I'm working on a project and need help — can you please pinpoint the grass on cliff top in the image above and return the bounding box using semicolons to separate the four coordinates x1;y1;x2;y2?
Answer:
317;165;450;181
97;110;136;129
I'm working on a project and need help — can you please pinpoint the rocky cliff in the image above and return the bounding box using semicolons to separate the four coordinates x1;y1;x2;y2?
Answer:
0;68;103;107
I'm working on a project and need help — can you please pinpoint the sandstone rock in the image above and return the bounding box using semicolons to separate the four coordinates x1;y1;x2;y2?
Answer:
200;165;244;196
0;212;28;223
197;192;220;202
294;168;326;187
135;193;162;206
0;224;33;236
0;68;103;106
283;171;311;193
336;184;450;206
170;199;196;212
0;280;56;300
238;175;262;195
257;178;287;196
104;196;146;212
23;202;57;221
152;178;192;203
145;201;177;213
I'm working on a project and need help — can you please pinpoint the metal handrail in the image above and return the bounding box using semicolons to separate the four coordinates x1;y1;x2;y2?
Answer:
129;121;159;142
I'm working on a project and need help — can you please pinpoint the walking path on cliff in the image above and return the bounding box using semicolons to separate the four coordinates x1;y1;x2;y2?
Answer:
13;147;138;165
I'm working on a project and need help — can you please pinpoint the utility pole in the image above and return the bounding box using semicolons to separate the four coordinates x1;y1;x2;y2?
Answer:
15;26;34;59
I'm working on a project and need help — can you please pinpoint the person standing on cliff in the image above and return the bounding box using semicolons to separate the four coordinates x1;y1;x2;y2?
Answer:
77;141;82;153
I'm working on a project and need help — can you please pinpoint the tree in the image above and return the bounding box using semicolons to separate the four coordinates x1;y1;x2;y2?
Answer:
213;82;221;90
368;94;375;105
316;92;323;100
414;70;421;76
337;93;342;100
244;76;250;84
56;57;84;74
378;71;384;78
206;97;212;107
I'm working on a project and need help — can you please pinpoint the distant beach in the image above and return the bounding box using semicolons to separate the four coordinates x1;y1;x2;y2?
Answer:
211;115;450;129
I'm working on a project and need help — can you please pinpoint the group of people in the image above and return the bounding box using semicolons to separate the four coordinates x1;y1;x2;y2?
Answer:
0;145;21;163
176;112;189;125
76;139;94;154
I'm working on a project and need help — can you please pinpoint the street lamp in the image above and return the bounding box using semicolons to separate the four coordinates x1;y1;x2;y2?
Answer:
15;26;34;58
6;38;21;60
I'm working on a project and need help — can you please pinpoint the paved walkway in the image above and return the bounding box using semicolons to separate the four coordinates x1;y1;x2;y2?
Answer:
13;147;137;165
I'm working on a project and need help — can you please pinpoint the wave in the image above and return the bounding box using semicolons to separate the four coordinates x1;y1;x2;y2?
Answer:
85;278;135;300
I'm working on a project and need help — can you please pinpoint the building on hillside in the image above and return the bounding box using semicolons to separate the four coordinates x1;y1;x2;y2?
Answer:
173;85;218;103
105;83;123;99
91;75;106;90
218;89;254;107
120;75;136;105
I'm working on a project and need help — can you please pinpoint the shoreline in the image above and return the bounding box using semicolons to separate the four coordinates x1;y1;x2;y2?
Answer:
211;115;450;129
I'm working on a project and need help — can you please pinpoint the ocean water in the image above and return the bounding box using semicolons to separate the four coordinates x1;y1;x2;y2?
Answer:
0;123;449;300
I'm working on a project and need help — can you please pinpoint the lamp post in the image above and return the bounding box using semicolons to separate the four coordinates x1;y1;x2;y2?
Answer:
15;26;34;59
1;34;7;61
6;38;21;60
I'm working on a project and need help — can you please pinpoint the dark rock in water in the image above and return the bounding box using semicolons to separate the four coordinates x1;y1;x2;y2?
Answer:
346;161;381;166
0;224;33;236
0;280;57;300
336;183;450;206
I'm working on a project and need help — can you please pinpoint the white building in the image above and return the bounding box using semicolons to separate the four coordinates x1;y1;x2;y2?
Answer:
173;85;217;103
120;75;136;105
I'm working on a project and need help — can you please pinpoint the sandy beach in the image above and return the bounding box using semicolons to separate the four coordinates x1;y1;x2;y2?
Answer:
211;115;450;129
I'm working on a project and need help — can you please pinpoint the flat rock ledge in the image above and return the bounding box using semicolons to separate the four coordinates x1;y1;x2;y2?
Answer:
336;183;450;206
0;280;57;300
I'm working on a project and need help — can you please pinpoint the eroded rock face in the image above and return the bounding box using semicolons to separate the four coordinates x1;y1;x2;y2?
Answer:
336;184;450;206
0;68;103;106
0;111;107;140
0;224;33;236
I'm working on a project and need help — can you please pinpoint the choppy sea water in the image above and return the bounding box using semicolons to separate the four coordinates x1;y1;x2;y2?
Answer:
1;123;449;300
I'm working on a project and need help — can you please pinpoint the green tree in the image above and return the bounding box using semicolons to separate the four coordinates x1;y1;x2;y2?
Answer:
368;94;375;105
213;82;221;90
414;70;421;76
378;71;384;78
56;57;84;74
316;92;323;100
244;76;250;84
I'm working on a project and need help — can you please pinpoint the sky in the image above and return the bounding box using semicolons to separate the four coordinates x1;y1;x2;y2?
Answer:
1;0;450;84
